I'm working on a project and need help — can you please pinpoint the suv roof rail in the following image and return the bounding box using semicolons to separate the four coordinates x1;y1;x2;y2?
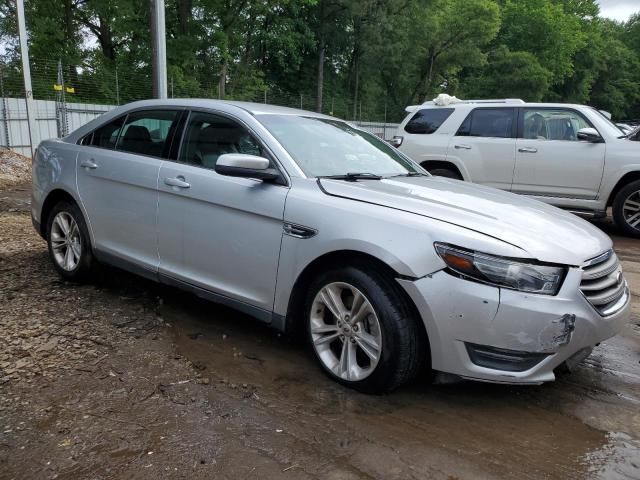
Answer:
405;98;526;113
461;98;525;104
420;98;525;106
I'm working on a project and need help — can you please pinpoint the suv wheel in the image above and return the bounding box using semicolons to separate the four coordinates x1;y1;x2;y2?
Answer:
306;266;425;393
613;180;640;237
46;201;95;281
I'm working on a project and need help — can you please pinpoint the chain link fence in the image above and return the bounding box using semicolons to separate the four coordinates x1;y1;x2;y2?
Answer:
0;58;399;155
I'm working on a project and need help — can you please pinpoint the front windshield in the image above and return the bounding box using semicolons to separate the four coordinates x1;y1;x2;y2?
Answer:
257;114;420;177
590;107;628;137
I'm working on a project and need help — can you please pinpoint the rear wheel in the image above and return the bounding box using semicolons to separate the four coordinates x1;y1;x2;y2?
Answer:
46;201;95;281
612;180;640;237
306;266;426;393
427;167;461;180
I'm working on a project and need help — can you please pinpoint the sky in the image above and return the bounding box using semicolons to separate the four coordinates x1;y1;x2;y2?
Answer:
598;0;639;22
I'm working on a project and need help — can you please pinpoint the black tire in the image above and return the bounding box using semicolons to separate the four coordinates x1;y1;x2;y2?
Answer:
612;180;640;238
427;167;462;180
305;265;427;394
46;200;95;281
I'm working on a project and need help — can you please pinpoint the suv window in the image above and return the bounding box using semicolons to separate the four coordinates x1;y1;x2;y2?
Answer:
88;116;125;149
522;109;591;141
116;110;178;157
404;108;454;134
456;108;515;138
180;111;266;169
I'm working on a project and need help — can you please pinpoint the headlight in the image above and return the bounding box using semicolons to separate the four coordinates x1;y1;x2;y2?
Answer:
434;243;566;295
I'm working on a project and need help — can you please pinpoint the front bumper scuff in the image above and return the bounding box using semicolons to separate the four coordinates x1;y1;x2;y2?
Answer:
398;268;631;384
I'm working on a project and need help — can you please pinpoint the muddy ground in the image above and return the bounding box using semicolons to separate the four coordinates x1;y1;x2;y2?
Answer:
1;183;639;480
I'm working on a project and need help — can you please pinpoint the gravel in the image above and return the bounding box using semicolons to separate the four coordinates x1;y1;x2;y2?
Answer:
0;149;31;188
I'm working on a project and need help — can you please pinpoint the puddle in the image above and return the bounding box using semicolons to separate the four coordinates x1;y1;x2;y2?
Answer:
161;290;640;479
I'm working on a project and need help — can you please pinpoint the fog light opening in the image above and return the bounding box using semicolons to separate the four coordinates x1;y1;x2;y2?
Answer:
465;343;550;372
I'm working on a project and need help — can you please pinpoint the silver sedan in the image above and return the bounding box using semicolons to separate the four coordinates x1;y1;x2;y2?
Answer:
31;100;630;392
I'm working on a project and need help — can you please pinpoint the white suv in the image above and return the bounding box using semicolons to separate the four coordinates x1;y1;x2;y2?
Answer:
393;99;640;236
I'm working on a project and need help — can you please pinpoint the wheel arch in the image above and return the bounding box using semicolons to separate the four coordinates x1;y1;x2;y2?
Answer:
283;250;430;357
607;171;640;207
40;189;78;238
39;188;90;243
420;160;463;179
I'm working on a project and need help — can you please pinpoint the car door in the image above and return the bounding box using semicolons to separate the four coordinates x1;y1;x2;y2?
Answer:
445;107;517;190
511;108;605;199
157;110;288;313
76;109;181;272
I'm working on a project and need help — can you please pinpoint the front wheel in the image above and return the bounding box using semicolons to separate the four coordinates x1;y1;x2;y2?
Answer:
305;266;426;393
612;180;640;237
46;201;95;281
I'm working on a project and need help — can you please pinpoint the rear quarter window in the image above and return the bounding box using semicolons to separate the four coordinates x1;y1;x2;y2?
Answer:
404;108;454;134
89;116;126;149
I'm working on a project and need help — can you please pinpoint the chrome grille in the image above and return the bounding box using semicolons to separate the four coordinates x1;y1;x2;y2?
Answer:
580;250;628;316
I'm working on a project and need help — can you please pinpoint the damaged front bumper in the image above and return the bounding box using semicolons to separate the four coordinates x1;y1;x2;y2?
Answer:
398;267;631;384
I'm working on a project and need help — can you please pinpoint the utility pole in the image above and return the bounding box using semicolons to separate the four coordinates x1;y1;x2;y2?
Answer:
115;65;120;105
150;0;167;99
55;60;69;137
16;0;38;156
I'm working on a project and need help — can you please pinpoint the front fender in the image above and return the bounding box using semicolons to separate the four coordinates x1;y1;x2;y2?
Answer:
600;162;640;204
273;178;526;316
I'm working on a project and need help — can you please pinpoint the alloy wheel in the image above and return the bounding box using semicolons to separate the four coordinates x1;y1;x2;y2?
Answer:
622;191;640;231
50;211;82;271
310;282;382;381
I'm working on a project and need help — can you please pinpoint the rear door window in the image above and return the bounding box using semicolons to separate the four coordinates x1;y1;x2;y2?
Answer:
115;110;179;158
456;108;515;138
404;108;454;134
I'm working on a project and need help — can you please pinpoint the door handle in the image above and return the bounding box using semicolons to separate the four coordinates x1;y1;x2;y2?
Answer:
454;144;472;150
80;159;98;169
518;147;538;153
164;176;191;189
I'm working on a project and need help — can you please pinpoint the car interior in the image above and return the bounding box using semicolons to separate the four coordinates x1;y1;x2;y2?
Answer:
181;116;263;168
524;112;586;141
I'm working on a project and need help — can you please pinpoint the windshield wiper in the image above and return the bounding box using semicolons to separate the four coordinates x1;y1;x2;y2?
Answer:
319;172;383;181
388;171;428;178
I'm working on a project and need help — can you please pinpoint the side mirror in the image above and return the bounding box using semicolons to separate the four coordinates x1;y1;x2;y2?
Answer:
389;136;403;148
215;153;281;181
577;128;603;143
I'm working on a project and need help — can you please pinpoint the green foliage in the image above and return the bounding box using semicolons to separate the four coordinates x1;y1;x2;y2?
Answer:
498;0;585;83
462;47;551;101
0;0;639;120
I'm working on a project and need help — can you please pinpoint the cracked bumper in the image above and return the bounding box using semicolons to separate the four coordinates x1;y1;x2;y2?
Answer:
398;268;631;384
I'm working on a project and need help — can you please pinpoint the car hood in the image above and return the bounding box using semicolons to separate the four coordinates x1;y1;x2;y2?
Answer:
318;176;612;266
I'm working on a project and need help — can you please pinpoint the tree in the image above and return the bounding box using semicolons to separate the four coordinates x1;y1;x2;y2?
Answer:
498;0;584;84
462;46;551;101
1;0;640;121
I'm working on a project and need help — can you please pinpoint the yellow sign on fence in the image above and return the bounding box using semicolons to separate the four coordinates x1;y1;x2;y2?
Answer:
53;85;75;94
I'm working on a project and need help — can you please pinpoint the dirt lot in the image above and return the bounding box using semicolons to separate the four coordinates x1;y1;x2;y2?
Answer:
1;183;639;480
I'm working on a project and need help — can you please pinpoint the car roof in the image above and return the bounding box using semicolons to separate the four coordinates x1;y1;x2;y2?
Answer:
64;98;339;144
115;98;335;119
